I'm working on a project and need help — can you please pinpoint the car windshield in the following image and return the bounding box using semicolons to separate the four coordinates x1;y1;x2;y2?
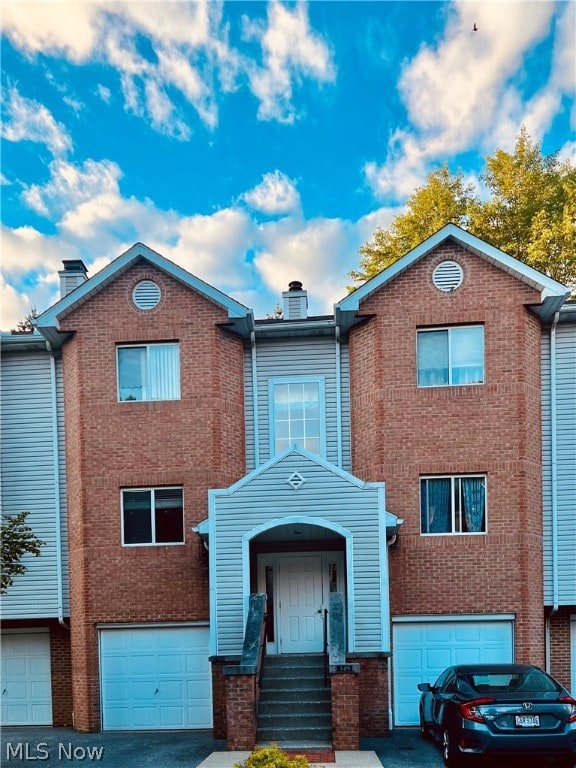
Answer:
465;669;559;693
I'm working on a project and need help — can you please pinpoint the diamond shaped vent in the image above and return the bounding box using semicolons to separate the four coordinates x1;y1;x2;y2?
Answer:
287;471;306;491
432;261;464;292
132;280;161;310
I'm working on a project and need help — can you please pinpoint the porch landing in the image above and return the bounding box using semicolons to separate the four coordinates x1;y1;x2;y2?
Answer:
197;751;383;768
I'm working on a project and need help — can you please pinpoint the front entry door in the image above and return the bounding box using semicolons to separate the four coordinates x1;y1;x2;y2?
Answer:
278;555;324;653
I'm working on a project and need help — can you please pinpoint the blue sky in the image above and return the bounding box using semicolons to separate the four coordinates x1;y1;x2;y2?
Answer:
1;0;574;329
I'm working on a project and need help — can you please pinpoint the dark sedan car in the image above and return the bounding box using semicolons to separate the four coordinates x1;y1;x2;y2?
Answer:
418;663;576;767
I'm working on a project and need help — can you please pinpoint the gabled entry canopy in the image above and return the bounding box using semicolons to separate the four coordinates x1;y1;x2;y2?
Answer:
203;446;402;659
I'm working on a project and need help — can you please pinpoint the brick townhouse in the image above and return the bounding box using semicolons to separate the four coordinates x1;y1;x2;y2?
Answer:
1;224;575;749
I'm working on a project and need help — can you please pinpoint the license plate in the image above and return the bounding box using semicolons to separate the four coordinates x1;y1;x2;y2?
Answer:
515;715;540;728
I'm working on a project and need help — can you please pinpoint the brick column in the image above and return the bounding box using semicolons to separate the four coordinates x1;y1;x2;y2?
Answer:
331;672;359;750
225;674;257;750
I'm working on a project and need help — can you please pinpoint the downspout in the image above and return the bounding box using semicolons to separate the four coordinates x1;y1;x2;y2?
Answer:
387;655;394;731
335;324;343;468
250;331;260;467
48;342;69;631
545;311;560;672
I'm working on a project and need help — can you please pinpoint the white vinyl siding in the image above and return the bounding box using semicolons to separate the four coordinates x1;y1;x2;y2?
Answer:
542;324;576;605
99;626;211;730
393;618;513;726
243;335;351;472
0;348;68;618
210;450;387;657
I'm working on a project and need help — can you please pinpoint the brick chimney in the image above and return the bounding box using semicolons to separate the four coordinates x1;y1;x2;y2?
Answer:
59;260;88;298
282;280;308;320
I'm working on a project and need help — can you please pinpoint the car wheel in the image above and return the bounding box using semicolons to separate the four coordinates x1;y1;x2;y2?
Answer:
419;706;431;741
442;727;464;768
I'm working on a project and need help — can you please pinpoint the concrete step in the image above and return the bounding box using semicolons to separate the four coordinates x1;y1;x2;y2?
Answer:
258;712;331;729
256;726;333;744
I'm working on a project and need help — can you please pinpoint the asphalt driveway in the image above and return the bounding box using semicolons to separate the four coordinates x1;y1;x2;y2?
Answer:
0;727;445;768
3;727;571;768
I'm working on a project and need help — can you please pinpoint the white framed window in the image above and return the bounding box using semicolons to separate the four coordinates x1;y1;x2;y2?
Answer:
121;487;184;545
117;343;180;401
269;376;326;457
417;326;484;387
420;475;487;535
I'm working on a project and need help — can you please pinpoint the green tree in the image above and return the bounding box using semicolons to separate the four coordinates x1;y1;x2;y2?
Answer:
11;307;39;334
351;165;477;283
1;511;44;593
354;128;576;287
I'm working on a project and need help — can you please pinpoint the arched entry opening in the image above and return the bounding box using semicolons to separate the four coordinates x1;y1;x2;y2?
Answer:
246;517;350;656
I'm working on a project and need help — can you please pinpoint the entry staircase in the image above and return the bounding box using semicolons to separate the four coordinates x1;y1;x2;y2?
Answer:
256;654;332;749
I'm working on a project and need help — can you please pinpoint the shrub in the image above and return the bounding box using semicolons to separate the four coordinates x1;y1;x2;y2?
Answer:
233;745;309;768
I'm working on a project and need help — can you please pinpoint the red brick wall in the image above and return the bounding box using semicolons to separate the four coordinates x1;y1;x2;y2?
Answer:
548;609;574;691
59;263;246;730
225;674;257;750
349;243;545;665
211;662;228;739
355;657;389;736
330;673;359;750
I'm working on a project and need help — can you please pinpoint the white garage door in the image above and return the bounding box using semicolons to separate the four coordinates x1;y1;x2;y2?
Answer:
100;625;212;730
393;618;513;726
1;632;52;725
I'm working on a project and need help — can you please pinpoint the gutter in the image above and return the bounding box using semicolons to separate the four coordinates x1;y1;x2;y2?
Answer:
250;331;260;467
48;342;69;631
335;324;343;468
545;311;560;673
551;312;560;615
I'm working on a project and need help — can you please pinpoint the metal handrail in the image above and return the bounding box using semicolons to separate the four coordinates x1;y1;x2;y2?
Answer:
323;607;329;686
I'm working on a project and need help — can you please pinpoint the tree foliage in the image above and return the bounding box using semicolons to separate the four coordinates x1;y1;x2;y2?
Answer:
353;128;576;288
11;307;39;334
1;511;44;593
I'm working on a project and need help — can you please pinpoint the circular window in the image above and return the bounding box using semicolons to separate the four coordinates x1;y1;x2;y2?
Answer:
132;280;161;310
432;260;464;292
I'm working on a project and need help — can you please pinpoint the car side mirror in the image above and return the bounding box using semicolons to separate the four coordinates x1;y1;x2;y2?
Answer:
418;682;432;692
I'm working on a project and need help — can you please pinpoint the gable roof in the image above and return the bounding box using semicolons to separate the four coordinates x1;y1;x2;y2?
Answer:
35;242;253;347
336;224;570;327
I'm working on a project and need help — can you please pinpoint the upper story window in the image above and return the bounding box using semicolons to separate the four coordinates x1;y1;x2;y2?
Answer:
417;326;484;387
122;487;184;546
117;343;180;401
269;377;325;457
420;475;487;535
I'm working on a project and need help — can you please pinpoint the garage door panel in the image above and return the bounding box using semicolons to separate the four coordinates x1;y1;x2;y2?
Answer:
1;633;52;726
393;620;513;726
100;626;211;730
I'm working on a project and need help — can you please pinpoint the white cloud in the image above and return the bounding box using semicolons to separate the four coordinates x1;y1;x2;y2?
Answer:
242;1;336;123
1;87;73;156
1;0;102;62
0;274;33;332
22;159;122;218
254;215;362;314
2;0;333;137
243;171;301;215
365;0;562;199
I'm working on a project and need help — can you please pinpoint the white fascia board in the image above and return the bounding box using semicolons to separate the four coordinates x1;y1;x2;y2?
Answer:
36;242;251;330
209;444;385;497
336;224;569;312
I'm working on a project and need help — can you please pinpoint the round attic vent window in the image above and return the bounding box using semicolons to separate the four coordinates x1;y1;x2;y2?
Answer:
432;260;464;292
132;280;161;310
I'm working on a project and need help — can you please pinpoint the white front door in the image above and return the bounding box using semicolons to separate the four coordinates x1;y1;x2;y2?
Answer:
278;555;324;653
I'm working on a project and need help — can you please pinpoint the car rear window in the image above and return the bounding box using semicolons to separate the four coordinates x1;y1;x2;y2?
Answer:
466;670;559;693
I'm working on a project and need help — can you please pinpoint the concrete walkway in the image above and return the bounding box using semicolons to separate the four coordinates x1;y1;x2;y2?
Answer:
198;751;383;768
